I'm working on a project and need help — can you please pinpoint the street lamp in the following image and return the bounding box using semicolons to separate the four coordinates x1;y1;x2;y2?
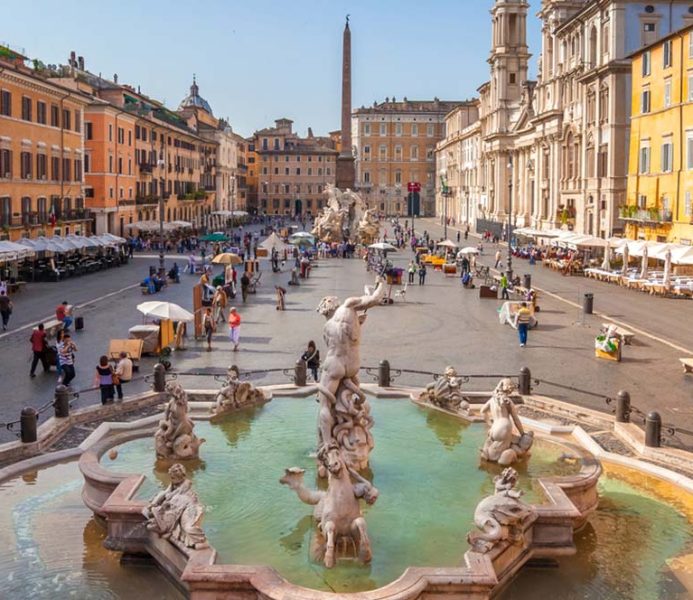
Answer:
506;155;513;281
157;149;166;276
439;168;451;240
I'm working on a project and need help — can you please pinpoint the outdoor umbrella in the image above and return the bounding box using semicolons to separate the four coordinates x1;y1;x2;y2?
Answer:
259;232;290;253
200;233;227;242
621;243;629;277
137;301;194;322
601;247;611;271
458;246;480;255
289;232;315;244
290;238;315;249
368;242;398;252
436;239;459;249
639;245;649;280
662;249;672;290
212;252;243;265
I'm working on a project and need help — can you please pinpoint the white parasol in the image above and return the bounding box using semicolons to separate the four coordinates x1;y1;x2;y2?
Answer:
458;246;480;255
436;239;459;249
662;249;672;290
368;242;398;252
137;301;194;322
639;244;649;280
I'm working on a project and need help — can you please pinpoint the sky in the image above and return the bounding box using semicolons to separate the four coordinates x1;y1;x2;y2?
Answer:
2;0;541;138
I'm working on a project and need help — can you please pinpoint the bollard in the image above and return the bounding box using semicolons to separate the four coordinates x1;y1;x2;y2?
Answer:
152;363;167;392
583;293;594;315
378;360;391;388
518;367;531;396
294;359;307;387
54;384;70;418
615;390;631;423
20;407;38;443
645;411;662;448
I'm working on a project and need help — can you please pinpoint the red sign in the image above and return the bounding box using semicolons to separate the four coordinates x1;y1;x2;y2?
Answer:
407;181;421;193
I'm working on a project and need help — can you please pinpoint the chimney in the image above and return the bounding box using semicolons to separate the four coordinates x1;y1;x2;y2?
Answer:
113;73;118;83
77;56;84;70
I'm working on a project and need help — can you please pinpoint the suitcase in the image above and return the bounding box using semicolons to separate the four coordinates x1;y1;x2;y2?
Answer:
75;316;84;330
45;345;58;367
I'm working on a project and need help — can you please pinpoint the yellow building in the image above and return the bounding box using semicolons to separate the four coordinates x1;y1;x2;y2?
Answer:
625;24;693;244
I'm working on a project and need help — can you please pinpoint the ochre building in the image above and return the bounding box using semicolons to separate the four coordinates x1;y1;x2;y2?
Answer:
625;23;693;244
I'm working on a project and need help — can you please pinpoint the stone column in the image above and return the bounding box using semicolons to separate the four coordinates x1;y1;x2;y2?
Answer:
336;18;356;190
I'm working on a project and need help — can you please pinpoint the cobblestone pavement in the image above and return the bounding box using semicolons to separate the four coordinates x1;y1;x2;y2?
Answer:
1;220;692;448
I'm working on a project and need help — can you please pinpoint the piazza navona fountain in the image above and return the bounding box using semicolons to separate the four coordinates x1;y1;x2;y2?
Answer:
1;266;693;599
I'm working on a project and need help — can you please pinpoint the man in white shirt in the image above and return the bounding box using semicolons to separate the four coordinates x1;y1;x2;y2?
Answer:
115;351;133;401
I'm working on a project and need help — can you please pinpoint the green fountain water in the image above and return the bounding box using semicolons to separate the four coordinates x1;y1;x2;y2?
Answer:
0;396;691;598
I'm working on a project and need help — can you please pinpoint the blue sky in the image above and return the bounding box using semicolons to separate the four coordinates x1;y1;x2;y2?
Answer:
2;0;541;137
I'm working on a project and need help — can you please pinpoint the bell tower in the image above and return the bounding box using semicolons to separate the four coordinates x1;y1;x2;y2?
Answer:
489;0;530;108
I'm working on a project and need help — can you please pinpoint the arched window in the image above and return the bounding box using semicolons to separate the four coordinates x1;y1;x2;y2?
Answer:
589;26;598;66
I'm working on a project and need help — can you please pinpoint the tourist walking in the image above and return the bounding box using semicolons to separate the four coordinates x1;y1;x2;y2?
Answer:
0;289;12;331
114;351;133;400
407;260;416;284
29;323;49;377
499;272;510;300
54;329;64;380
241;271;250;303
60;333;78;386
418;263;427;285
228;307;241;352
456;230;461;243
94;355;115;404
212;286;227;323
301;340;321;382
514;302;532;347
494;249;502;269
203;307;215;351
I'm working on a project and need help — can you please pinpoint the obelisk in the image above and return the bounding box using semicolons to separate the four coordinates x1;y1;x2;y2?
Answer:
336;16;356;190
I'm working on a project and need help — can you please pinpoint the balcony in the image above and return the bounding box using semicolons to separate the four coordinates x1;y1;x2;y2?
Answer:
139;163;153;174
619;206;673;225
136;195;159;205
1;210;91;228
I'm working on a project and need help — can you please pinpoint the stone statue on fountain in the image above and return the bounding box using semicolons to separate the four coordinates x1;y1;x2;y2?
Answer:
467;467;535;553
315;275;385;474
280;443;378;568
312;185;378;244
154;383;205;460
211;365;267;418
142;463;209;549
480;378;534;466
420;366;470;414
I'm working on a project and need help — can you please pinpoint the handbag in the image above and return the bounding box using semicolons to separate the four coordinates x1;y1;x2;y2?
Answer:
111;366;120;385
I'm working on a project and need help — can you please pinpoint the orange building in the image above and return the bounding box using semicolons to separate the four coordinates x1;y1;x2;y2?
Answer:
0;46;92;240
53;59;218;235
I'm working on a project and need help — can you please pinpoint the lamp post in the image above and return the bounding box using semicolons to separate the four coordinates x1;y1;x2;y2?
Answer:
506;155;514;281
439;169;451;240
157;149;166;276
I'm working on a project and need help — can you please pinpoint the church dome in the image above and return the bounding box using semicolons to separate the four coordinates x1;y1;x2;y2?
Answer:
179;76;213;115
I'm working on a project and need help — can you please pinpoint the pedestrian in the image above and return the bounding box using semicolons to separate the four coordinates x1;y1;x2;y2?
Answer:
418;263;427;285
203;307;215;351
228;306;241;352
456;230;461;243
54;329;64;380
212;286;227;323
494;249;502;269
275;285;286;310
301;340;320;382
464;227;469;240
29;323;49;377
499;272;510;300
241;271;250;303
514;302;532;347
0;289;12;330
60;333;78;386
114;351;133;400
93;355;115;405
56;300;73;331
407;260;416;284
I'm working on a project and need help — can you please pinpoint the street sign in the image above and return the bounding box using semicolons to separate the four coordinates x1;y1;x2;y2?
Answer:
407;181;421;193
